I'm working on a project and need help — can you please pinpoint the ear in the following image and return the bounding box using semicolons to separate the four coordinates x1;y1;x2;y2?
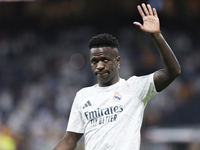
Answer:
116;56;120;65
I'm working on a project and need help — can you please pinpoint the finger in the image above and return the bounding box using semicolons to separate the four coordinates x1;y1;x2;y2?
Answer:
153;8;158;17
147;4;153;15
133;21;142;28
142;3;149;16
133;21;142;27
137;5;145;18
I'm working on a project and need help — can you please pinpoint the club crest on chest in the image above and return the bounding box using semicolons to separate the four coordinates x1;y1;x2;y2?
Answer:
113;92;122;102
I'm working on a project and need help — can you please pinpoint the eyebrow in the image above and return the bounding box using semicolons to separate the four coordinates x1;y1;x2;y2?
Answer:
90;56;109;61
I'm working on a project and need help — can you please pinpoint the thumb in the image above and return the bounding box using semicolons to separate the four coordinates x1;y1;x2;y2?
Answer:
133;21;142;27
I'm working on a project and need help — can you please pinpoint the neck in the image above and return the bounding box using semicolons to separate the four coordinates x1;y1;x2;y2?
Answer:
98;76;120;87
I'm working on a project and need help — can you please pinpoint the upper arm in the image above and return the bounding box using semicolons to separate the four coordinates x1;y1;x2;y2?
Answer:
64;131;83;146
154;69;180;92
53;131;83;150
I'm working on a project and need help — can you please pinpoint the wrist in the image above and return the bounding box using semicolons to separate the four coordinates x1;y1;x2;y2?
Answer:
150;31;162;39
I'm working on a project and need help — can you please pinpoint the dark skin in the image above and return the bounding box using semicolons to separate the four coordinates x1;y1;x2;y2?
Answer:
133;3;181;92
90;47;120;87
53;132;83;150
53;3;181;150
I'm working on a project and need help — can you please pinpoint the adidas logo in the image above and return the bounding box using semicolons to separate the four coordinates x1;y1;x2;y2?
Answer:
83;100;92;109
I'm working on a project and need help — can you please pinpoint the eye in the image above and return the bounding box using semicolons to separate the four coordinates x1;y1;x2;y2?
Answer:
103;58;108;63
91;59;97;64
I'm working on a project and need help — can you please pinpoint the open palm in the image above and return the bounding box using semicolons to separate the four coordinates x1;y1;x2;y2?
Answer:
134;3;160;34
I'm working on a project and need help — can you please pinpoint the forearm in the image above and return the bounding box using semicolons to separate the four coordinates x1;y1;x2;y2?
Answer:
151;32;181;76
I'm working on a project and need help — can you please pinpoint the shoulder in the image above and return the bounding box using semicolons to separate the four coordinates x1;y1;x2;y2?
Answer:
77;85;96;95
127;73;154;82
126;73;155;89
73;85;96;105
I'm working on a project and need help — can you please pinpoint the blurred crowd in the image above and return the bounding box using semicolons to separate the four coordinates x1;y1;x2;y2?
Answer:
0;25;199;150
0;0;200;150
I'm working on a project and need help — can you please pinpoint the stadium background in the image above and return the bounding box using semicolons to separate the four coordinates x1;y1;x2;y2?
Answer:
0;0;200;149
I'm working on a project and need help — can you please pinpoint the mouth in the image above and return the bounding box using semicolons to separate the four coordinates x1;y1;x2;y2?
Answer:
97;72;108;77
95;71;109;77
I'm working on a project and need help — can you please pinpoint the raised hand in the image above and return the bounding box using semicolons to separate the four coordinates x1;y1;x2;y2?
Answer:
133;3;160;34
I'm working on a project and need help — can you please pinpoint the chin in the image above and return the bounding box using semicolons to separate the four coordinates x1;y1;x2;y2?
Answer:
98;77;109;82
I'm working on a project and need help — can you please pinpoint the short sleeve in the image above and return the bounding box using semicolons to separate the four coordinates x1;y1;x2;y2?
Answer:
66;92;84;133
127;73;158;105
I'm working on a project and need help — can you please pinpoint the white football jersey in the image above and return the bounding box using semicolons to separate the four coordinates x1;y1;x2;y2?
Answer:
67;73;157;150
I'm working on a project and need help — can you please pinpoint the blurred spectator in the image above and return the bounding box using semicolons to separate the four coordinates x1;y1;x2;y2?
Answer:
0;123;16;150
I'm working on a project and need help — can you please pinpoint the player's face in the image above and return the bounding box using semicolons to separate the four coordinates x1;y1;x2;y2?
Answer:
90;47;120;87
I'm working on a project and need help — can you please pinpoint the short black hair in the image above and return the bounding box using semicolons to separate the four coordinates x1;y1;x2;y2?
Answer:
89;33;120;50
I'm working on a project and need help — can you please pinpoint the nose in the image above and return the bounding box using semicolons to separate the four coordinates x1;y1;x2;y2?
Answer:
96;61;104;70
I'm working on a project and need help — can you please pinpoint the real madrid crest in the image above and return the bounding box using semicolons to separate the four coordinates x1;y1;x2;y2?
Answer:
113;92;122;102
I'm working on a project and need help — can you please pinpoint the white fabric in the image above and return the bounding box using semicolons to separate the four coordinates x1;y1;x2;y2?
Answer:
67;73;158;150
